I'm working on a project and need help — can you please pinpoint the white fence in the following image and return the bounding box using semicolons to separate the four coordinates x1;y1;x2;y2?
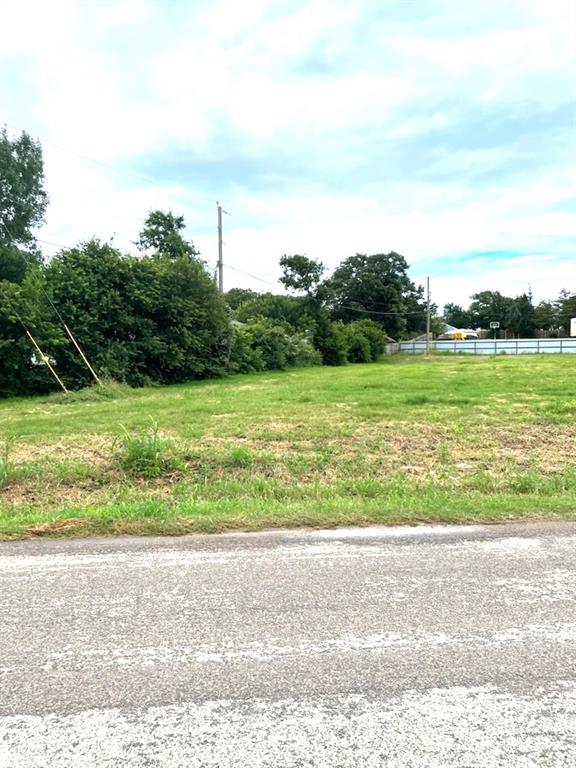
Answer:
399;338;576;355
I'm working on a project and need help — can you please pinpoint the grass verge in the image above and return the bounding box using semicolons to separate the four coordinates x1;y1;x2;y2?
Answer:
1;354;576;539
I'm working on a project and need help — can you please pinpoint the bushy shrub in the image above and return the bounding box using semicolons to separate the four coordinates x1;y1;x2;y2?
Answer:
228;319;321;373
348;319;387;359
344;319;388;363
249;319;290;370
228;324;264;374
285;333;322;368
314;317;349;366
344;324;372;362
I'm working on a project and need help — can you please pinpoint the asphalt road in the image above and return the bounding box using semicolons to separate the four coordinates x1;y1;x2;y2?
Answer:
1;522;575;767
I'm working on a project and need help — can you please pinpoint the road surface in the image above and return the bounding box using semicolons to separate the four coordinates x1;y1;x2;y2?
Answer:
1;522;575;767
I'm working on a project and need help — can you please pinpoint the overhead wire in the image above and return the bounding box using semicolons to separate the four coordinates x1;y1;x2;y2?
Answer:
226;266;427;316
0;292;68;393
1;223;101;385
4;122;430;322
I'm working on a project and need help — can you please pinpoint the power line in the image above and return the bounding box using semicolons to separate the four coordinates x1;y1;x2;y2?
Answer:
1;295;68;393
3;121;172;190
2;119;220;240
226;263;279;288
1;224;101;385
337;304;427;317
224;266;428;316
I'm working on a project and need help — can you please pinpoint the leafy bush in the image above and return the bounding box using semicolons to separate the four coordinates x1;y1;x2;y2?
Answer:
247;319;288;370
228;319;321;373
114;421;183;478
44;240;232;390
314;319;349;366
285;333;322;368
228;324;264;374
347;319;387;360
344;324;372;363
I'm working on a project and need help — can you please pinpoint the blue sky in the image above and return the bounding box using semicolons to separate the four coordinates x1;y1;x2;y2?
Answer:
1;0;575;308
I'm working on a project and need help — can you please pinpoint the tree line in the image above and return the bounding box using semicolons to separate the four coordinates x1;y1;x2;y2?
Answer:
444;290;576;338
2;127;575;397
1;129;431;396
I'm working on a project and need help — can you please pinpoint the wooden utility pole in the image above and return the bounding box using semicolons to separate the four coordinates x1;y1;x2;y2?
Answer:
217;202;223;293
426;275;431;355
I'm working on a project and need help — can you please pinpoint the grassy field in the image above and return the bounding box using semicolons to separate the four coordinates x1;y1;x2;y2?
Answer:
1;354;576;540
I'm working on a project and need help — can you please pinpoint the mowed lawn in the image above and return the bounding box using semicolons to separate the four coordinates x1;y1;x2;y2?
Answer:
1;354;576;539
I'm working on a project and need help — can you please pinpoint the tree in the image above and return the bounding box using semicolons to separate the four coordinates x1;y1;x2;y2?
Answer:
279;255;325;296
45;238;231;388
443;303;473;329
0;269;64;396
468;291;514;330
234;292;311;331
137;210;198;260
0;241;42;284
0;127;48;247
556;290;576;333
534;300;560;332
1;128;48;286
224;288;259;311
327;252;424;339
505;293;536;338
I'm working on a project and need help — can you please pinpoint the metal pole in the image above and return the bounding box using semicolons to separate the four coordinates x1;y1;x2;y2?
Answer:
426;276;431;356
217;202;223;293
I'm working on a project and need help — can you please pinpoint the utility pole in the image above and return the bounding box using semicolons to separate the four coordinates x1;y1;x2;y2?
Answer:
426;275;431;355
216;202;223;293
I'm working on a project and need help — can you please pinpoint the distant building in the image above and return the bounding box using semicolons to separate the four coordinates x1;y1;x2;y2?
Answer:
438;324;479;340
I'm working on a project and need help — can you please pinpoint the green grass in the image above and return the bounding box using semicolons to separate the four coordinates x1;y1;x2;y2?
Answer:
1;354;576;539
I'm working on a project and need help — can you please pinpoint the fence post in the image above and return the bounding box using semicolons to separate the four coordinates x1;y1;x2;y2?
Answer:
537;338;540;354
561;338;564;354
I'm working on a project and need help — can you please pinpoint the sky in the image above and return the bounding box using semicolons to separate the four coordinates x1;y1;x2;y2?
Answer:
1;0;575;309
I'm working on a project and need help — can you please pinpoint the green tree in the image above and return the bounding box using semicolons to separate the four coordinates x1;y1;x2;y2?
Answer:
468;291;514;330
443;303;473;329
137;210;198;259
0;127;48;247
1;128;48;286
234;292;311;331
279;254;325;296
505;293;536;338
344;319;388;361
225;288;259;311
45;238;231;388
0;241;42;284
0;269;64;396
534;300;560;332
326;252;424;339
556;290;576;333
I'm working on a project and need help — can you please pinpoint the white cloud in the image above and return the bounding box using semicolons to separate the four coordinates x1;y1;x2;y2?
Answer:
1;0;574;309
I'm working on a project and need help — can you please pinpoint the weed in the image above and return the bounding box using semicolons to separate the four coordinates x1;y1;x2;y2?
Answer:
115;421;184;479
49;379;132;404
437;444;450;465
3;356;576;539
0;437;16;489
224;446;256;469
